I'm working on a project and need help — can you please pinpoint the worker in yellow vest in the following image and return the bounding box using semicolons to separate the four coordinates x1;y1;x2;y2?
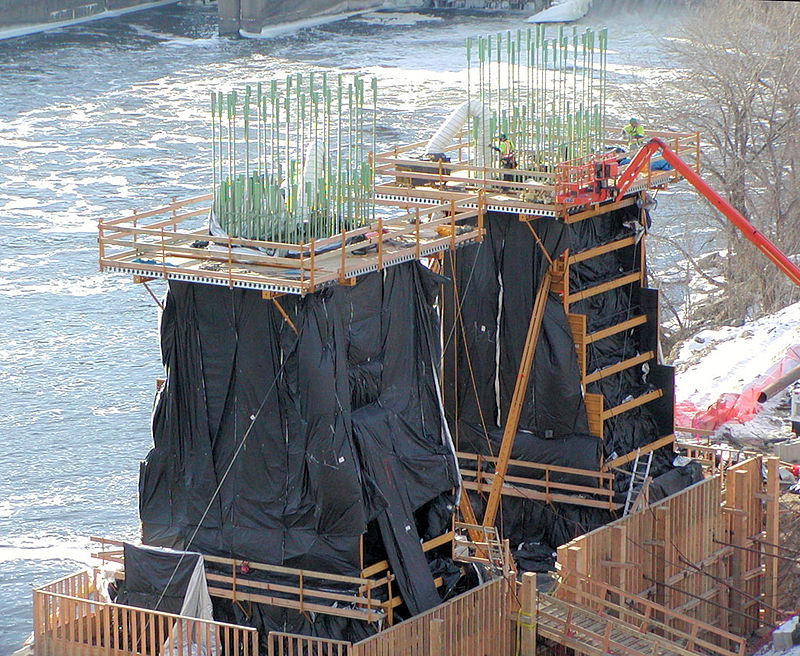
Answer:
492;133;517;169
622;118;645;150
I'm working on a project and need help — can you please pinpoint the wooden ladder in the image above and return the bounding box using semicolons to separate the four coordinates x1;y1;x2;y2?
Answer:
538;580;746;656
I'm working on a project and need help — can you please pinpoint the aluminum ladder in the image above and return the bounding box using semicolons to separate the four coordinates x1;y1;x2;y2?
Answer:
624;448;653;515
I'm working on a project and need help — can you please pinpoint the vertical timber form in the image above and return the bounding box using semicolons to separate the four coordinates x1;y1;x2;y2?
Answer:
34;460;777;655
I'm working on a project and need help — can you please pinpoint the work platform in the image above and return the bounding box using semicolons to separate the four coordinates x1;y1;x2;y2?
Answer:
97;129;700;296
373;129;699;219
98;196;483;297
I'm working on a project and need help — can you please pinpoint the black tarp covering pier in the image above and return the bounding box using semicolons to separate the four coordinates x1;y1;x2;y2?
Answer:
139;262;459;642
136;201;682;641
442;204;676;563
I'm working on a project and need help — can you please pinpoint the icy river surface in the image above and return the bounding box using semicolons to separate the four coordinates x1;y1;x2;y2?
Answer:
0;1;697;650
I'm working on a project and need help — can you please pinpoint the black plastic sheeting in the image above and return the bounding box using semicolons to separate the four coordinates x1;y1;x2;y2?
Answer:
136;197;692;639
442;211;588;443
457;422;602;487
139;262;460;642
442;204;682;571
649;461;704;503
567;206;675;477
115;543;200;615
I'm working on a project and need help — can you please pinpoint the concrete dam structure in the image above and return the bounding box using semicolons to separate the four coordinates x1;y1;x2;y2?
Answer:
219;0;396;36
0;0;179;39
1;0;544;40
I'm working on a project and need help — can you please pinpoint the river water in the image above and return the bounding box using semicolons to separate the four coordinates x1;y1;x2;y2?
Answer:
0;1;697;650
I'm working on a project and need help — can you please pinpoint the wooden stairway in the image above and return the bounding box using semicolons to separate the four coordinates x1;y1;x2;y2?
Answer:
534;571;747;656
537;591;745;656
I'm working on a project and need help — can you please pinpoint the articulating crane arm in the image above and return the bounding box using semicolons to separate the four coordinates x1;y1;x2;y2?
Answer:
615;137;800;289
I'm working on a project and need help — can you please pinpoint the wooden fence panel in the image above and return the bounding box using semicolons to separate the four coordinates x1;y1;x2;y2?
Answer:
33;570;259;656
557;458;767;637
267;632;352;656
352;577;516;656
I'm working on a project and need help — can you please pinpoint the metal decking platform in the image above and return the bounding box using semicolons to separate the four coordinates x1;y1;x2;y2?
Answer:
98;129;699;295
99;195;483;296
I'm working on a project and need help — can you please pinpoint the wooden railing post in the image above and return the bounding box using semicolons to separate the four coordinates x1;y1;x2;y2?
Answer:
765;456;780;624
518;572;537;656
653;504;668;610
730;469;747;635
429;618;445;656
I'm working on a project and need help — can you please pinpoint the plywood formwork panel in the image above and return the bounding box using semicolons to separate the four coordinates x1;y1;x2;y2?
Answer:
556;457;773;640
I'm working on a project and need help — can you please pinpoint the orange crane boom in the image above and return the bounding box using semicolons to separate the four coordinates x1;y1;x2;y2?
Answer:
616;137;800;289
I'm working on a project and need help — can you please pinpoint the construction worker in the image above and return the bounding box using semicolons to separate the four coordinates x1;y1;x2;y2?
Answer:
492;133;517;169
622;118;645;150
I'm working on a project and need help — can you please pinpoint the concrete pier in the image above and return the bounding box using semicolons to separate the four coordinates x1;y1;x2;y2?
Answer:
0;0;179;39
219;0;387;36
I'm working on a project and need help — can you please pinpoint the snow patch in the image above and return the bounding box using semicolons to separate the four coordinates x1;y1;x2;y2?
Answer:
526;0;592;23
675;301;800;410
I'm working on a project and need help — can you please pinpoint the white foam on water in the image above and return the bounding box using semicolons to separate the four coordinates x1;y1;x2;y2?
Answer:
0;536;94;566
0;273;115;298
129;23;215;46
355;11;443;25
240;11;367;38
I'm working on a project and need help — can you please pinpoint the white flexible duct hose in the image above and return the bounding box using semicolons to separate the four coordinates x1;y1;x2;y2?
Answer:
300;139;325;210
526;0;592;23
424;100;492;168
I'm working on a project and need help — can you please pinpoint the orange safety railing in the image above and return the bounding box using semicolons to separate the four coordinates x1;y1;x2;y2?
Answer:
98;196;483;296
457;451;619;510
90;537;391;625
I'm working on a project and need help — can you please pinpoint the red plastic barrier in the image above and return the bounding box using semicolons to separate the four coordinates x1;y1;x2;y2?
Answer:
676;344;800;432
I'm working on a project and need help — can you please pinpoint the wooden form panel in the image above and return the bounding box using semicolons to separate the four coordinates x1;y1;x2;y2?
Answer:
351;577;516;656
555;457;778;638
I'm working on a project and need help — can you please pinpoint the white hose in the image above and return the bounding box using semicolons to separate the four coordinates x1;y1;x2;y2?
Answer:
300;139;325;209
424;100;492;168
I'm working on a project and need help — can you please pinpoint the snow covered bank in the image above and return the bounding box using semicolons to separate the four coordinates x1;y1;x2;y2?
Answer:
674;300;800;437
526;0;591;23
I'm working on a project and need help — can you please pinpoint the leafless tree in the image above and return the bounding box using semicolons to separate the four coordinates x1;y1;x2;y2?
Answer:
632;0;800;333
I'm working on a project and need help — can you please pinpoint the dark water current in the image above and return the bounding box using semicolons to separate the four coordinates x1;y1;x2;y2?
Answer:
0;1;700;650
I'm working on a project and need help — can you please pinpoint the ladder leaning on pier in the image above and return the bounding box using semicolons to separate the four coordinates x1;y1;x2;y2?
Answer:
623;448;653;515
